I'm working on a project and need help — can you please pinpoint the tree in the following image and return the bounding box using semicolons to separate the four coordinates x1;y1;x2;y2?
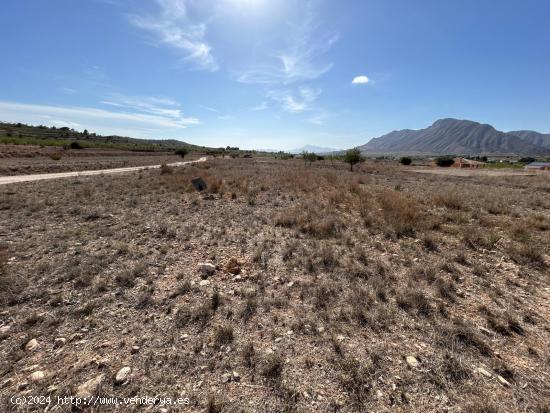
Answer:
435;156;455;167
399;156;412;166
175;147;189;158
343;148;365;171
83;129;89;136
302;151;318;166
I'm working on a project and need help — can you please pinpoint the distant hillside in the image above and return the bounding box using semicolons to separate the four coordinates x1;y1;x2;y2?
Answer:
507;130;550;150
289;144;341;155
0;122;207;152
359;118;550;156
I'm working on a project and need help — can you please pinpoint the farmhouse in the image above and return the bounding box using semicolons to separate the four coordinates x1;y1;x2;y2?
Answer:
524;161;550;170
452;157;486;168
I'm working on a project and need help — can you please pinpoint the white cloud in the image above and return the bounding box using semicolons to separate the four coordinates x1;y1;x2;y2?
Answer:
218;115;235;121
352;75;369;84
268;87;321;113
0;100;199;138
129;0;217;71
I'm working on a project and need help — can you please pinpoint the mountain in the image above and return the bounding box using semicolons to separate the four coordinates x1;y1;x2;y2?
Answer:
289;145;341;155
507;130;550;150
359;118;550;156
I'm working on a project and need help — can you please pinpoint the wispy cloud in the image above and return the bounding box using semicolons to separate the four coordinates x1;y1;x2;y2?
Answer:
250;101;268;111
129;0;217;71
268;87;321;113
99;93;187;120
235;1;338;85
308;111;329;125
352;75;370;85
0;100;199;138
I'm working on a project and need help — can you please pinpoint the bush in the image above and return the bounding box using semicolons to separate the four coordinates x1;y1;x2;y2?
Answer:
399;157;412;165
435;156;454;167
68;141;83;150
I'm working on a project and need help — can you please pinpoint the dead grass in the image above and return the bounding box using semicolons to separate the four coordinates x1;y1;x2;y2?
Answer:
0;157;548;412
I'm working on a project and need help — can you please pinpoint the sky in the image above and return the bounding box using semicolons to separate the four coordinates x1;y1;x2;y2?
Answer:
1;0;549;150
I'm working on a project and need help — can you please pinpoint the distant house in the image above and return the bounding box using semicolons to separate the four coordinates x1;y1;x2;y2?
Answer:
452;157;486;168
524;162;550;170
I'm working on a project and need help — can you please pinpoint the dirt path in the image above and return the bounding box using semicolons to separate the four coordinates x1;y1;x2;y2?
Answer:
0;157;207;186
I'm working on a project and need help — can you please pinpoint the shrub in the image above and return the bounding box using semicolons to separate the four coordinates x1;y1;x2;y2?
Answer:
214;324;234;347
69;141;83;150
261;353;283;381
160;163;173;175
376;191;423;237
435;156;454;167
399;156;412;166
49;153;62;161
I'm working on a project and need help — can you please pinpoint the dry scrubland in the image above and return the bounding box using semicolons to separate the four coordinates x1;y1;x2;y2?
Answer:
0;144;189;176
0;158;549;412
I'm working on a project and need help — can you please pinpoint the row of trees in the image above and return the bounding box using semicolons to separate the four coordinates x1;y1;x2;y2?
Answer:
302;148;365;171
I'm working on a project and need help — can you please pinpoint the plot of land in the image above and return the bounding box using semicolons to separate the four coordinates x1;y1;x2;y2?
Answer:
0;158;549;412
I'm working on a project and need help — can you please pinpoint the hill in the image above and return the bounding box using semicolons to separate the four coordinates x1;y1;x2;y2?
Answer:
0;122;207;152
359;119;550;156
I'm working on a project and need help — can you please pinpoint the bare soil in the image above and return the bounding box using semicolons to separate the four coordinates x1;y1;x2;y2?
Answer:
0;144;193;176
0;158;549;412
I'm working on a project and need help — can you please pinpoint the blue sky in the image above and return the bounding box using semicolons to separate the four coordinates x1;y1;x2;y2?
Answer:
1;0;549;150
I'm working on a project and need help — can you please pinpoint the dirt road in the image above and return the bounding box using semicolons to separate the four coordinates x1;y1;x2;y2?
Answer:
0;157;207;186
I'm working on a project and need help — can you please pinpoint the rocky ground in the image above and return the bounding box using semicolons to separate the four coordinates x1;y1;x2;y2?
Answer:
0;144;192;176
0;158;549;412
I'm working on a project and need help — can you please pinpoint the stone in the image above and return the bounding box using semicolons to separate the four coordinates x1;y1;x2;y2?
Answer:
25;339;40;351
30;371;46;382
222;373;232;383
0;325;11;334
232;371;241;382
18;382;29;391
405;356;419;368
191;177;207;192
476;367;492;378
1;378;13;389
131;346;140;354
497;375;511;387
198;262;216;278
115;367;132;384
317;326;325;333
76;374;105;398
54;338;66;348
199;279;210;287
225;258;242;275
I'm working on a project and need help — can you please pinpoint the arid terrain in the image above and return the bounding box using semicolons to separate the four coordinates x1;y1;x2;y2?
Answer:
0;157;549;412
0;144;196;176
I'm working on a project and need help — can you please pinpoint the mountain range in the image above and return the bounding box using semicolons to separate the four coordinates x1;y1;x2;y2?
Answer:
288;145;341;155
359;118;550;156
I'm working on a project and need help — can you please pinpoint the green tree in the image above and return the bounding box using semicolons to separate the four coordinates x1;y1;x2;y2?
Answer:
343;148;365;171
302;151;318;166
175;147;189;158
435;156;455;167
